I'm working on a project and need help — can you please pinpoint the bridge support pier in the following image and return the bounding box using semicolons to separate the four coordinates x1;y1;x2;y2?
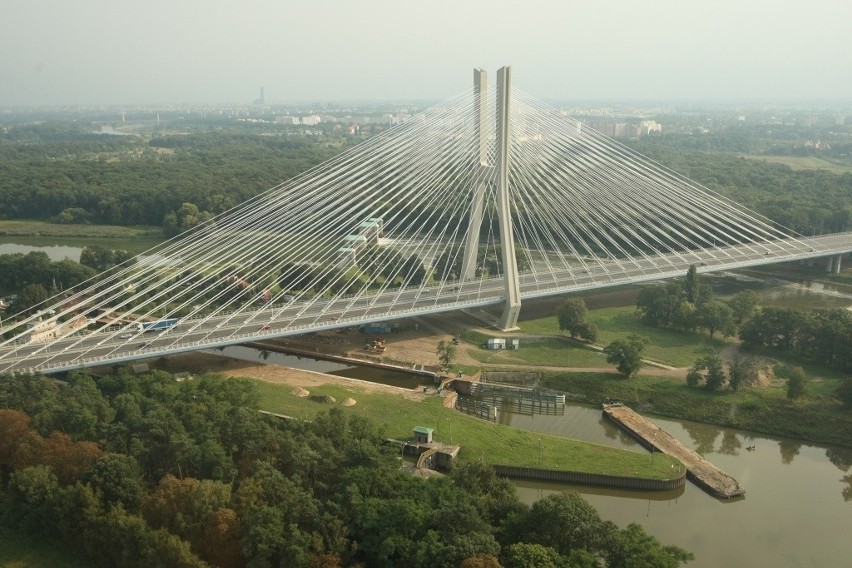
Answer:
495;66;521;331
826;255;842;273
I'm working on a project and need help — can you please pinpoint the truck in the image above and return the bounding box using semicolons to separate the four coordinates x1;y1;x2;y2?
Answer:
137;318;179;332
362;323;392;334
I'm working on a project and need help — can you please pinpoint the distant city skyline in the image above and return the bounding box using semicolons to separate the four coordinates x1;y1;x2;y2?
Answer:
2;0;851;106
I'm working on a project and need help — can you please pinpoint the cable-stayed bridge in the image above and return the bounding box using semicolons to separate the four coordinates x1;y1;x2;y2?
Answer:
2;67;851;376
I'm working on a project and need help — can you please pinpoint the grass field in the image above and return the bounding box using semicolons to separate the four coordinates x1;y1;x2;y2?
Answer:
517;306;730;367
251;380;682;479
739;154;852;175
0;526;90;568
464;337;608;367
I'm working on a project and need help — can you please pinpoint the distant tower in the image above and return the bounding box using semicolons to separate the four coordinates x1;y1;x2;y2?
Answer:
156;112;160;125
254;87;265;106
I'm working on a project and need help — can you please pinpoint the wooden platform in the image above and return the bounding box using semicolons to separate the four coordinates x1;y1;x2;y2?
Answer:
603;403;745;499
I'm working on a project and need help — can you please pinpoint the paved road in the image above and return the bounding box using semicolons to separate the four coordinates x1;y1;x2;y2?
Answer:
1;233;850;375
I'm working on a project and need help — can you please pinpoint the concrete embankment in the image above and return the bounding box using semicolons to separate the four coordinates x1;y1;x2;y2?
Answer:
492;465;685;491
603;403;745;499
246;341;440;382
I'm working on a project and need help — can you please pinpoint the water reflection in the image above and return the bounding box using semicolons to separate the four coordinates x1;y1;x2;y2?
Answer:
825;446;852;472
681;421;720;455
514;478;685;502
718;431;742;456
500;403;852;567
778;439;801;464
0;242;83;261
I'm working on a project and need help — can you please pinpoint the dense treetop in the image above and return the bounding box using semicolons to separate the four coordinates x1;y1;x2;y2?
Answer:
0;370;692;567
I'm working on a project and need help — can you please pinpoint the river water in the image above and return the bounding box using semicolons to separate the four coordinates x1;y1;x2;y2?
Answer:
501;404;852;568
0;243;83;261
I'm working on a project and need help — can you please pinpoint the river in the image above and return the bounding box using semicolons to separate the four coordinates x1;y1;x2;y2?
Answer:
0;243;83;262
501;404;852;568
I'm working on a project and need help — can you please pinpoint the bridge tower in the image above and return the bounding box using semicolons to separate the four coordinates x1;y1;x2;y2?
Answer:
460;66;521;331
494;66;521;330
460;67;521;330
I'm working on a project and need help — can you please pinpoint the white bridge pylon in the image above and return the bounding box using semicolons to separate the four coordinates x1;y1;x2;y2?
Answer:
1;67;851;376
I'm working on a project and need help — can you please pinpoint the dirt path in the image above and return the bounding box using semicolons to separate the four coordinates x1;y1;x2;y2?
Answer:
156;352;430;401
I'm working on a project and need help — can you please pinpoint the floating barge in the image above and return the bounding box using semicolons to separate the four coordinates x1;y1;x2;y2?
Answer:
603;403;745;499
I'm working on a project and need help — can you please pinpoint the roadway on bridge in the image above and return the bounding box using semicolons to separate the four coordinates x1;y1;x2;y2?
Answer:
1;233;850;375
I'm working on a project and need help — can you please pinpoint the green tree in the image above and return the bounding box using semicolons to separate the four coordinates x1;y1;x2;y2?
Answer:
696;300;736;338
686;353;726;391
503;542;561;568
436;339;457;370
786;366;808;401
684;264;700;304
607;522;694;568
11;283;49;315
507;490;614;557
603;335;648;379
81;453;145;513
556;298;598;342
727;355;759;392
836;378;852;409
636;282;683;327
728;290;760;325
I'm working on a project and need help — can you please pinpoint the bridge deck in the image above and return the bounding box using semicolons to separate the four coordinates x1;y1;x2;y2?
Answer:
603;403;744;499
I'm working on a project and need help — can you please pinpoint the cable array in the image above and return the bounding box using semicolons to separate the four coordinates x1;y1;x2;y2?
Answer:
0;85;816;372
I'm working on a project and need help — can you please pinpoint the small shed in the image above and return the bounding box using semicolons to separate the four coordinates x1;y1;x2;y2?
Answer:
486;338;506;350
510;339;520;350
413;426;434;444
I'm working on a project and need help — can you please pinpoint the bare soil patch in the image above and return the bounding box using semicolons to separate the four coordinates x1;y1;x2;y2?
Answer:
158;351;429;401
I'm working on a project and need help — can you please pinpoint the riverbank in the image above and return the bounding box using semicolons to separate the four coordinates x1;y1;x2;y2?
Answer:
160;352;683;481
542;371;852;448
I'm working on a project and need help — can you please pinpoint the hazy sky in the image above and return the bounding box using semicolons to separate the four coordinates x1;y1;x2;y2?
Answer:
2;0;851;106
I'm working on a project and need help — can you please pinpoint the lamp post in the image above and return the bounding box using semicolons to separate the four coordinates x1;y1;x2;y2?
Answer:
538;438;542;467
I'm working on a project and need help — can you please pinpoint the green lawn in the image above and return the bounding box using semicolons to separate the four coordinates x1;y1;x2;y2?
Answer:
518;306;730;367
464;337;608;367
0;526;91;568
250;379;682;479
739;154;852;175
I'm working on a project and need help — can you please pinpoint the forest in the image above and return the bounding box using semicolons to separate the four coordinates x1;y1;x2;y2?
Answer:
1;113;851;238
0;371;692;568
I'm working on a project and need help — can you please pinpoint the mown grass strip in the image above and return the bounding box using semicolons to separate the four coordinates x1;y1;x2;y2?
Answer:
250;379;682;480
518;306;730;367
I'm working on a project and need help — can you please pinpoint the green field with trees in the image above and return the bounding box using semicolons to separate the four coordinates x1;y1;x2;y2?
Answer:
0;371;691;568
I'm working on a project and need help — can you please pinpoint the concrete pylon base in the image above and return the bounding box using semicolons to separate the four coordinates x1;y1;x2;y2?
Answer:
497;302;521;331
